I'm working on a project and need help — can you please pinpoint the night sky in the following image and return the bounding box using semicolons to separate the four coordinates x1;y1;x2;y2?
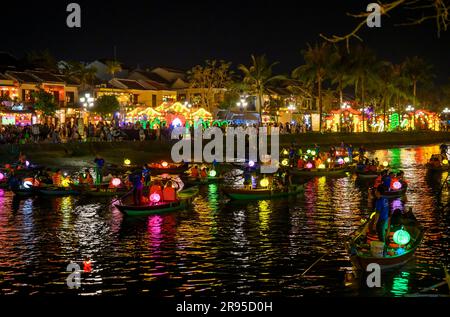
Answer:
3;0;450;81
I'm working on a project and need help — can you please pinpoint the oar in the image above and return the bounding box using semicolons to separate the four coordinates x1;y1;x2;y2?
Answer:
111;188;133;205
300;216;371;277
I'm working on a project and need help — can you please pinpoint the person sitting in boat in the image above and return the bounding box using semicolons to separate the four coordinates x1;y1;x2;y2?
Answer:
397;171;407;188
347;144;354;162
369;160;378;172
200;167;208;178
150;180;163;199
375;185;390;244
374;158;380;167
79;169;93;185
18;152;27;167
297;158;305;169
190;165;199;178
163;181;177;202
129;171;143;206
314;157;322;169
358;145;366;162
52;170;62;186
374;170;386;188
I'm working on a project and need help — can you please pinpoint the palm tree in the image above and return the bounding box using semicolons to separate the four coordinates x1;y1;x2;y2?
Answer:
60;61;97;91
403;56;433;109
292;42;337;132
238;55;286;119
329;45;353;105
106;60;122;78
347;46;380;132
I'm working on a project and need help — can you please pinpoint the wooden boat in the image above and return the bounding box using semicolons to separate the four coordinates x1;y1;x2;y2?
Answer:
38;187;80;196
185;176;222;185
355;170;380;178
71;184;128;197
115;186;199;216
346;208;424;270
12;187;36;197
149;163;189;175
222;184;304;200
425;163;449;172
291;167;347;177
380;187;407;198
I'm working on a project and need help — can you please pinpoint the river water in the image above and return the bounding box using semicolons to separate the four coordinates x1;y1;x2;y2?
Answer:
0;144;449;296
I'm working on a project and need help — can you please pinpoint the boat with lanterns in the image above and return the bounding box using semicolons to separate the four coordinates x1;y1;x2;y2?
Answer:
291;166;348;177
426;155;449;172
222;176;304;200
149;161;190;175
346;207;424;270
115;185;199;216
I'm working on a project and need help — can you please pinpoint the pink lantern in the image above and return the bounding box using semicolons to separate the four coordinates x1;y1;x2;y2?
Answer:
306;162;313;169
0;189;4;197
0;172;5;181
392;181;402;190
111;178;121;187
150;193;161;203
249;160;255;167
338;158;344;165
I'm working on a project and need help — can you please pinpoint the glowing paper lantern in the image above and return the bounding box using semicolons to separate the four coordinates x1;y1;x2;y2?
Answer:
248;160;255;167
311;151;317;156
209;170;217;177
318;164;326;169
161;161;169;168
393;228;411;245
382;161;389;167
327;158;331;163
392;181;402;190
443;159;449;165
282;159;289;166
307;149;311;154
61;179;70;188
344;157;350;163
260;178;269;187
150;193;161;203
282;149;289;155
305;163;313;169
23;180;33;189
25;160;30;167
0;172;4;181
172;118;182;127
338;158;344;165
112;178;121;187
124;159;131;166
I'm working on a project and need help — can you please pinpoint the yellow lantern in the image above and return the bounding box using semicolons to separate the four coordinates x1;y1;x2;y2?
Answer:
318;164;326;169
124;159;131;166
382;161;389;167
260;178;269;187
443;159;449;165
61;179;70;188
282;159;289;166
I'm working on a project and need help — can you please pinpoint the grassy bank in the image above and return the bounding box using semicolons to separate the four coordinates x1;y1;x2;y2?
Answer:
0;131;448;169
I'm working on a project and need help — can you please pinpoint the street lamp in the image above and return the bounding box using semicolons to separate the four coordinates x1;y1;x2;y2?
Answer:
287;104;296;112
443;107;450;114
236;94;248;112
80;93;95;109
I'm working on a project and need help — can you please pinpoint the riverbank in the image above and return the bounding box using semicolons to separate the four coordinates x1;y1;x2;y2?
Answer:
0;131;448;169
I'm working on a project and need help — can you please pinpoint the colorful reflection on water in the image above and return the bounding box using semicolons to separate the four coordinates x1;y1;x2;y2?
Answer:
0;144;449;296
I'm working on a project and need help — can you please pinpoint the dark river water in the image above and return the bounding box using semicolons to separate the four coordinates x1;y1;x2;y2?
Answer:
0;144;449;296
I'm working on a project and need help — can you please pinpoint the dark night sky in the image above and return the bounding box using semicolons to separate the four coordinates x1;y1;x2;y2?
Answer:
2;0;449;81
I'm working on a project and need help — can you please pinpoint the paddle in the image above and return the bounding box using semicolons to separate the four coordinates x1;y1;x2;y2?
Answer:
300;215;372;277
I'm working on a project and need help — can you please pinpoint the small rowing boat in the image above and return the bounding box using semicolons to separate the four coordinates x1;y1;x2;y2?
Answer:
291;167;347;177
346;208;424;270
222;184;304;200
115;186;199;216
38;187;80;196
149;162;189;175
185;176;222;185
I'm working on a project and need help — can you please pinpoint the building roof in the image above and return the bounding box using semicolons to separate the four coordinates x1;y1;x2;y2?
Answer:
56;75;80;86
131;70;171;85
6;71;40;83
139;80;169;90
29;71;65;84
112;78;148;90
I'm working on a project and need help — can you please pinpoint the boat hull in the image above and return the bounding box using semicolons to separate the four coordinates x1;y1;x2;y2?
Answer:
291;168;347;177
223;185;303;200
115;201;185;216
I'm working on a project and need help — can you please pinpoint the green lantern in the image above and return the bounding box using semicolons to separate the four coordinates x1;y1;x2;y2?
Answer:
393;228;411;245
